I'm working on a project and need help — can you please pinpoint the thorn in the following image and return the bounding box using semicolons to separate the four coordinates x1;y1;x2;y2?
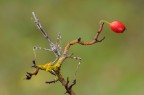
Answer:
31;60;37;68
25;72;32;80
45;80;56;84
66;77;69;85
73;79;76;84
78;37;81;42
69;79;76;90
96;36;105;42
32;60;35;63
26;72;31;75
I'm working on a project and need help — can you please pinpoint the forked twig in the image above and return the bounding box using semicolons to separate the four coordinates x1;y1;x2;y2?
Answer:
25;60;39;80
26;12;105;95
62;22;105;56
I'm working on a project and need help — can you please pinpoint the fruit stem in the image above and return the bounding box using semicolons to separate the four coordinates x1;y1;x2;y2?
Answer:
99;20;110;25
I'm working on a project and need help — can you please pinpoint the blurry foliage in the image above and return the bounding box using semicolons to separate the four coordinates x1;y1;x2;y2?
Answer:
0;0;144;95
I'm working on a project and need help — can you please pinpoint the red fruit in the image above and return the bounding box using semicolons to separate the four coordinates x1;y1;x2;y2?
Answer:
110;21;125;33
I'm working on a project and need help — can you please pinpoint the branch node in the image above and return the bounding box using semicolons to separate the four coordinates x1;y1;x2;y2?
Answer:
69;79;76;90
65;78;76;94
25;60;39;80
78;37;81;42
45;80;56;84
31;60;37;68
96;36;106;42
25;72;32;80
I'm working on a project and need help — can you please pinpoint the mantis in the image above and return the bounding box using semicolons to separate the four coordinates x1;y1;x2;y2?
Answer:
32;12;61;63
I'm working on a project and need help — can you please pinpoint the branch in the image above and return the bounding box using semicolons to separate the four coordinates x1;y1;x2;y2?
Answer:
26;12;105;95
62;22;105;56
55;71;76;95
53;22;105;95
25;60;39;80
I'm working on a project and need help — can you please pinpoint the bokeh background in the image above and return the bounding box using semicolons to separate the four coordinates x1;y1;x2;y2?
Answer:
0;0;144;95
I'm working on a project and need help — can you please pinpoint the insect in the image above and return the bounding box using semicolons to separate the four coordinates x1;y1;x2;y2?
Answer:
32;12;62;63
25;12;106;94
26;12;81;81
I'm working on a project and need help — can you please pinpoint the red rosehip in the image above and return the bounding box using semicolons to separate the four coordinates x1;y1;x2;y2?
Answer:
110;21;125;33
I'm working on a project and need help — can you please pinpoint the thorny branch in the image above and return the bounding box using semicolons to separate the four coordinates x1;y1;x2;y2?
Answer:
62;23;105;56
25;12;105;95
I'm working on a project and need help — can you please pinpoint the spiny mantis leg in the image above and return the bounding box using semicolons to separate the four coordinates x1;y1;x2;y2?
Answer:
56;32;62;46
55;32;62;56
32;12;61;61
33;46;52;60
26;46;51;80
33;46;52;51
33;45;58;64
67;53;81;79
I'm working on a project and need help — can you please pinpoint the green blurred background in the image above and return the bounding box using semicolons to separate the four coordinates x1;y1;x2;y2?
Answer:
0;0;144;95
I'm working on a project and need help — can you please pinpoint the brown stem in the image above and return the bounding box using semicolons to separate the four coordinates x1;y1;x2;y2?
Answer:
25;60;39;80
55;22;105;95
26;68;39;80
55;72;76;95
45;79;57;84
62;22;105;56
28;12;105;95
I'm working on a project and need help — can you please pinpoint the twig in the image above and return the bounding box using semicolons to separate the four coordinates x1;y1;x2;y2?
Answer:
54;22;105;95
62;22;105;56
25;60;39;80
55;72;76;95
